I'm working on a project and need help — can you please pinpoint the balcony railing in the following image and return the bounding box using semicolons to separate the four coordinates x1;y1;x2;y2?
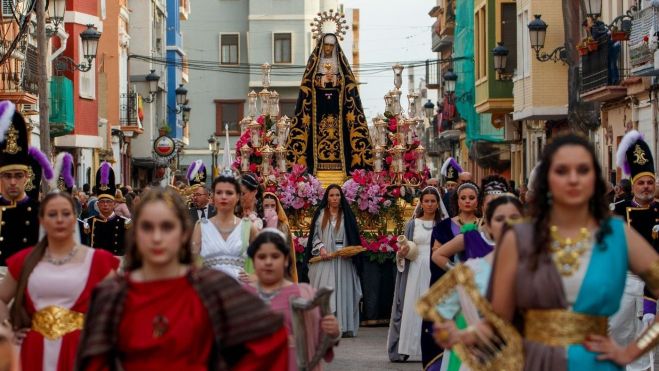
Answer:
580;36;628;93
630;6;659;68
426;59;440;89
120;92;138;126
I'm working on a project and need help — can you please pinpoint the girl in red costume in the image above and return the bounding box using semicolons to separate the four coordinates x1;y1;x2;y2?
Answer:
0;192;119;371
76;187;288;371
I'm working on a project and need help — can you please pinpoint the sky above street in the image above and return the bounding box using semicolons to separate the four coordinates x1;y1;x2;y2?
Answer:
341;0;438;121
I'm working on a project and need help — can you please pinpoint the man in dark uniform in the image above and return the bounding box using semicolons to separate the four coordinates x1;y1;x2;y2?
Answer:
187;160;216;223
612;131;659;251
81;162;131;255
0;102;40;266
440;157;461;217
611;130;659;365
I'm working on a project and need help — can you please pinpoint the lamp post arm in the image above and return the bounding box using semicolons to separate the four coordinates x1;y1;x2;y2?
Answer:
54;55;93;73
534;46;567;63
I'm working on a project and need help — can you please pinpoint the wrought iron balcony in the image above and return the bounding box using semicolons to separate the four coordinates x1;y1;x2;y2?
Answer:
579;35;628;102
630;6;659;68
120;92;139;127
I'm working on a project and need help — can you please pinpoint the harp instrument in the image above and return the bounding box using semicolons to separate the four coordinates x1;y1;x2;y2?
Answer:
290;287;335;371
416;264;523;371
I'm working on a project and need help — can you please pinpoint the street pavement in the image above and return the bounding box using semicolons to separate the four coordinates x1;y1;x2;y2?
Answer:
326;326;422;371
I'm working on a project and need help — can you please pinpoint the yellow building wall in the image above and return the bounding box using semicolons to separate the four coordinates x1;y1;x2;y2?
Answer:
98;1;123;131
514;0;567;112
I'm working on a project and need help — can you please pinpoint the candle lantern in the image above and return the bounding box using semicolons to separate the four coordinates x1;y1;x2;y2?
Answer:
398;118;410;146
407;91;418;117
384;93;394;114
261;63;271;88
275;145;287;172
248;121;262;147
261;145;274;176
276;115;290;145
240;144;252;172
374;145;384;173
269;90;280;117
259;88;271;116
392;144;406;173
247;90;258;117
392;63;404;90
415;145;426;172
407;118;418;144
392;89;402;115
374;118;387;147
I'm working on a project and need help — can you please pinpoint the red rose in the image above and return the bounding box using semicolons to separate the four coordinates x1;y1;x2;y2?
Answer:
249;163;258;172
385;156;393;165
257;115;265;125
404;152;415;162
391;188;401;197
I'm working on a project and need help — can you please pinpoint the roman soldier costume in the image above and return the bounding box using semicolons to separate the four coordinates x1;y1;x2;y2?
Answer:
81;162;131;255
0;101;42;265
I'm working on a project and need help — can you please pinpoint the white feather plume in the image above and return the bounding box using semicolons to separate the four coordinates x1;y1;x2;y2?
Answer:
0;101;16;143
616;130;644;176
48;152;67;190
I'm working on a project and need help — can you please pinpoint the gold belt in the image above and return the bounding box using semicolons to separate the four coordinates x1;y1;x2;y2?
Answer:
31;305;84;340
524;309;607;347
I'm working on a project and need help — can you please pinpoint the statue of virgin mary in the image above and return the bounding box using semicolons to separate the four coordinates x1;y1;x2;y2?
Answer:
287;33;373;176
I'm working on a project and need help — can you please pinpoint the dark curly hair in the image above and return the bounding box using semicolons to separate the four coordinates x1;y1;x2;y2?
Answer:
528;133;611;270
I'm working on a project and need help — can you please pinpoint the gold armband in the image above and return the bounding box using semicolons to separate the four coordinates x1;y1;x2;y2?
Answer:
637;322;659;355
640;260;659;294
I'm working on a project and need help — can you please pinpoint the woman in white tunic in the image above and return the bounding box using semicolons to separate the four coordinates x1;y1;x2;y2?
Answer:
388;187;444;361
306;184;363;337
192;174;257;281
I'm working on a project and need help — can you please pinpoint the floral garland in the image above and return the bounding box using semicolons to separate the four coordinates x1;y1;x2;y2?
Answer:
293;233;308;263
342;169;392;215
380;113;431;188
270;164;324;211
360;233;399;264
232;115;275;174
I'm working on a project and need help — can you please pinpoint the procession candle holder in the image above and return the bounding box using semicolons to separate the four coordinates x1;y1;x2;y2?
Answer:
240;144;252;172
240;117;252;134
392;89;402;115
247;90;258;117
261;145;274;176
275;145;287;172
374;145;384;173
392;144;406;174
374;118;387;147
415;145;426;173
384;93;394;114
261;63;272;89
248;121;262;147
259;88;271;116
407;91;418;117
276;115;290;145
397;118;410;146
269;90;280;118
406;118;418;144
393;63;404;90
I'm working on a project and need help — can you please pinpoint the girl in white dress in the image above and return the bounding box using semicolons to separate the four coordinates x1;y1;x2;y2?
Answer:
192;174;257;281
388;186;445;361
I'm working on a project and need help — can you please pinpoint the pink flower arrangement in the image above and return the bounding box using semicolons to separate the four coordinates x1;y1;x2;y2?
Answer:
276;165;324;210
342;169;391;215
360;234;399;254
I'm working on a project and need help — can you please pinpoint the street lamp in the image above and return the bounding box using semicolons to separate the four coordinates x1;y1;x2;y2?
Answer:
181;105;191;125
527;15;567;63
175;84;188;106
143;69;160;103
46;0;66;32
53;24;102;73
208;135;219;177
423;99;435;121
492;42;513;80
443;69;457;94
585;0;602;19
